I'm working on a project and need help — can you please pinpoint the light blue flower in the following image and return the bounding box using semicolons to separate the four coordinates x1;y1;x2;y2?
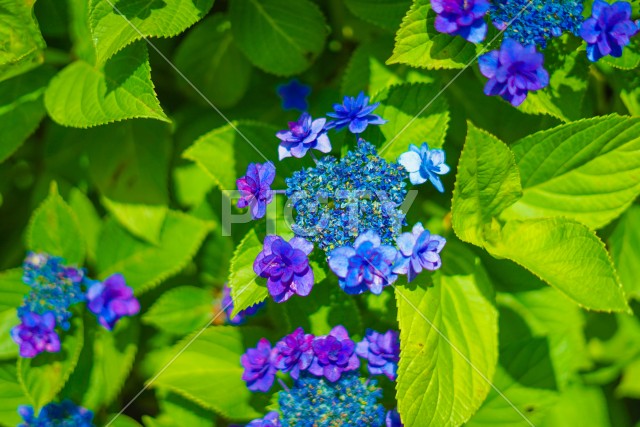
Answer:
393;223;446;282
397;143;450;192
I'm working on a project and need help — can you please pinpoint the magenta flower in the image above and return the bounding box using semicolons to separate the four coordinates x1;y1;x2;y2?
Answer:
241;338;277;392
86;274;140;330
237;162;276;220
308;326;360;382
11;310;60;358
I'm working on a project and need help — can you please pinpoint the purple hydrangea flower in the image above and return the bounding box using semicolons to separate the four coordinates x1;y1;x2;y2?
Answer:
247;411;281;427
431;0;491;43
328;230;398;295
277;79;311;111
397;143;450;192
271;327;315;379
325;92;387;134
356;329;400;380
254;235;314;303
19;400;94;427
580;0;639;62
221;283;264;325
478;38;550;107
241;338;277;392
237;162;276;220
276;112;332;160
393;223;446;281
308;325;360;382
386;409;403;427
86;274;140;330
11;310;60;358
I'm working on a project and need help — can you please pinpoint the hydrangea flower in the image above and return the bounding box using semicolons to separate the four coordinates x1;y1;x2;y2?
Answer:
247;411;281;427
18;400;94;427
393;223;446;281
398;143;450;192
237;162;276;220
325;92;387;134
356;329;400;380
328;231;398;295
11;310;60;358
86;274;140;330
276;112;331;160
308;326;360;382
580;0;639;62
241;338;277;392
221;283;264;325
478;38;549;107
386;409;403;427
272;327;315;379
431;0;490;43
253;235;314;303
277;79;311;111
278;373;385;427
286;140;406;253
490;0;584;48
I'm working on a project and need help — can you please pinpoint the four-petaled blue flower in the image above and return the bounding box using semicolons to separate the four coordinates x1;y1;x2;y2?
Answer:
237;162;276;220
386;409;403;427
241;338;277;392
478;38;549;107
328;231;398;295
86;274;140;330
11;310;60;358
309;326;360;382
326;92;387;134
356;329;400;380
431;0;490;43
277;79;311;111
272;327;315;380
393;223;446;281
19;400;94;427
580;0;639;62
398;143;450;192
247;411;281;427
254;235;315;303
276;112;332;160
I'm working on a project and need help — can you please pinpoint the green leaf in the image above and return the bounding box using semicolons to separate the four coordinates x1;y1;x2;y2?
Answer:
395;258;499;426
0;0;46;82
153;326;267;420
96;211;212;294
0;364;28;426
228;228;268;317
142;390;217;427
602;36;640;70
44;42;169;128
106;415;143;427
344;0;412;32
68;189;102;264
27;182;85;264
88;0;214;65
143;286;213;335
617;357;640;399
609;205;640;299
540;385;611;427
502;115;640;230
0;270;28;360
229;0;327;76
18;315;84;411
387;0;477;70
67;0;97;63
174;14;252;108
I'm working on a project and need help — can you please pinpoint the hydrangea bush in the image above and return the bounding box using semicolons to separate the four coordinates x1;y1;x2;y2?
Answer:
0;0;639;426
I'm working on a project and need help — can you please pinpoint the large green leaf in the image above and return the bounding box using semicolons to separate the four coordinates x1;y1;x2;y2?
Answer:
143;286;214;335
229;0;327;76
344;0;411;32
0;364;28;427
609;205;640;299
228;228;268;317
88;0;214;65
0;270;27;360
44;42;169;128
502;115;640;230
0;0;46;82
540;385;611;427
387;0;477;70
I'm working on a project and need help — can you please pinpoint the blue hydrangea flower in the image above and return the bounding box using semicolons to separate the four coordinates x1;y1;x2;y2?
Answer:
386;409;403;427
581;0;639;62
431;0;490;43
325;92;387;134
278;373;385;427
221;283;264;325
393;223;446;281
276;112;331;160
247;411;281;427
277;79;311;111
11;310;60;358
19;400;94;427
254;235;315;303
478;38;549;107
308;326;360;382
272;327;315;380
490;0;584;48
241;338;277;392
397;143;450;192
286;140;406;253
356;329;400;380
86;274;139;330
237;162;276;220
328;231;398;295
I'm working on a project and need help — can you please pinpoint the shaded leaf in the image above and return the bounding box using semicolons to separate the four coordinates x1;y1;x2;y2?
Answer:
0;0;46;82
609;205;640;299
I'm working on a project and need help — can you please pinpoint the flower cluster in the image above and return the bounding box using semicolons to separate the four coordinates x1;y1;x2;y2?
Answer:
19;400;94;427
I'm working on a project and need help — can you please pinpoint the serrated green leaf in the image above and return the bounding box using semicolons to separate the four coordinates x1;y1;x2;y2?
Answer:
27;182;85;264
0;0;46;82
229;0;327;76
502;115;640;230
602;36;640;70
609;205;640;299
0;270;27;360
228;228;268;317
387;0;476;70
345;0;411;32
44;42;169;128
102;198;167;245
96;211;212;294
143;286;213;335
0;364;28;427
89;0;214;65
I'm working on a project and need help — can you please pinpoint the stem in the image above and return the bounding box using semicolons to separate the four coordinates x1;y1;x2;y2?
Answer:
309;151;319;164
